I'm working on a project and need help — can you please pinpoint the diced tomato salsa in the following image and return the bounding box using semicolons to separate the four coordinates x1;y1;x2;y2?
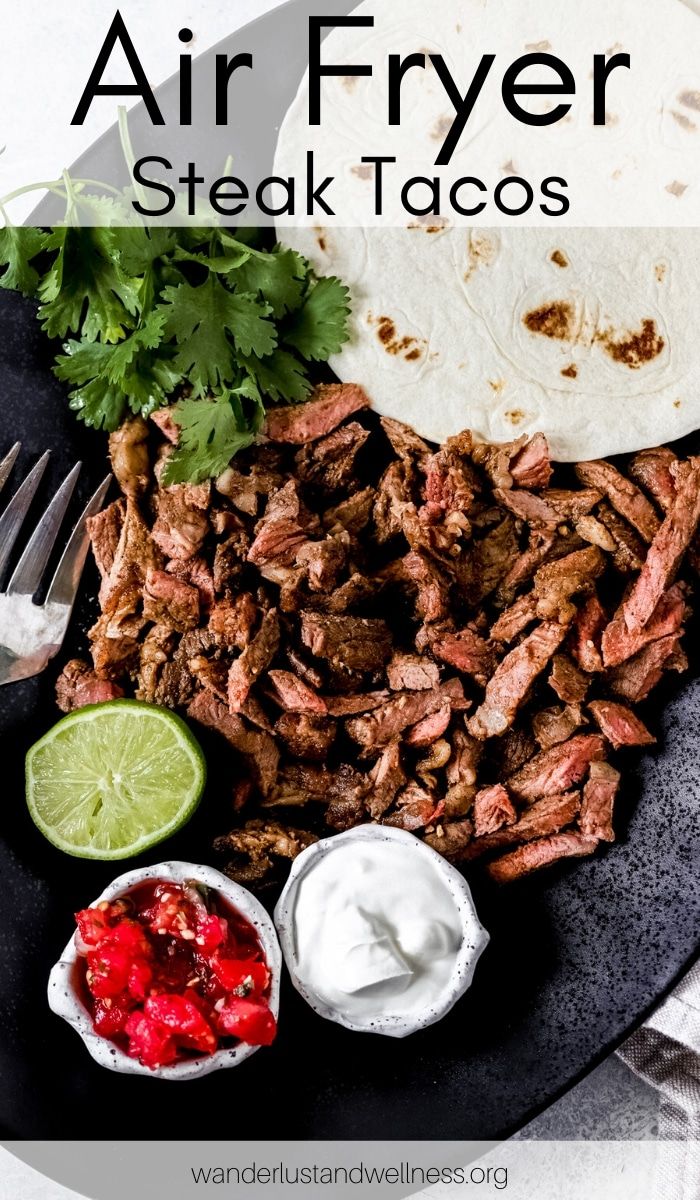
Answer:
74;880;277;1069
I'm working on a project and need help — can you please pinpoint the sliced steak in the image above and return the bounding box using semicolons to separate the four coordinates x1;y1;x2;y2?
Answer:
628;447;678;514
295;422;369;492
385;782;442;832
532;704;583;750
213;819;317;887
533;546;604;622
490;595;538;644
247;480;315;568
431;627;497;685
508;734;606;803
227;609;280;713
387;653;440;692
265;383;369;444
601;584;686;668
267;669;328;714
549;654;590;703
588;700;656;749
570;593;607;673
467;791;581;859
275;713;336;761
56;659;125;713
405;702;452;747
486;831;599;883
299;612;392;673
323;691;390;717
109;417;150;498
402;550;451;622
596;503;646;574
495;487;601;526
365;742;406;819
469;622;567;739
187;691;280;797
609;635;687;703
424;819;474;858
347;689;447;749
575;459;661;542
509;433;553;489
623;458;700;632
143;568;200;632
580;760;620;842
380;416;432;466
87;499;125;602
473;784;517;837
208;594;258;651
152;484;210;561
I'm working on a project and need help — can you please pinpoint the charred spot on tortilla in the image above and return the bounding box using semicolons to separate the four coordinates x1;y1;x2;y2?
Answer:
505;409;526;425
679;90;700;112
655;262;668;283
671;110;697;132
598;319;665;369
408;214;450;235
369;315;426;362
341;75;359;92
489;379;506;394
464;233;499;281
351;164;374;181
551;250;569;269
666;180;688;197
561;364;578;379
523;301;575;341
314;227;327;253
674;399;682;408
525;39;552;52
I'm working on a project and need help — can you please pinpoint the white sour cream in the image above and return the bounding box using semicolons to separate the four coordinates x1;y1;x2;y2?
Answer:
275;827;489;1037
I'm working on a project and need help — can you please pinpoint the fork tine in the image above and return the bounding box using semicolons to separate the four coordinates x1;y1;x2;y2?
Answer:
0;443;21;498
44;475;112;608
6;463;82;596
0;450;50;582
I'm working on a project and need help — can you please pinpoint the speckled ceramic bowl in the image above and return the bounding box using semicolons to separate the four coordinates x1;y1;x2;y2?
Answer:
47;861;282;1080
274;825;489;1038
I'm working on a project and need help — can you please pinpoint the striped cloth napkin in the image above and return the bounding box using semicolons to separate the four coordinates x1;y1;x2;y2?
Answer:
617;960;700;1199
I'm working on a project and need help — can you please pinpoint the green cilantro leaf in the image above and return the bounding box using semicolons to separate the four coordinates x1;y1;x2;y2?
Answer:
0;226;45;296
159;276;276;393
240;347;312;404
38;227;140;342
233;246;307;318
283;275;350;361
161;383;263;485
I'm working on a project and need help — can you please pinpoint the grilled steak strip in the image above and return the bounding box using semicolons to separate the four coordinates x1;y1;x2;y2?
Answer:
623;458;700;633
487;832;599;883
469;622;567;739
508;734;606;803
575;459;661;543
588;700;656;749
580;761;620;842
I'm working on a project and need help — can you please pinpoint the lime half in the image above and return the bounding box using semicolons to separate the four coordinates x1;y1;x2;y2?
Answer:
26;700;206;860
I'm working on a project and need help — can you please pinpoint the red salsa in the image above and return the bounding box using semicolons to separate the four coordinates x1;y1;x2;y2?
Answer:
74;880;277;1069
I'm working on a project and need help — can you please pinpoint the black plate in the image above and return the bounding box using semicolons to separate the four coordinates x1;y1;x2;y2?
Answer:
2;0;700;1140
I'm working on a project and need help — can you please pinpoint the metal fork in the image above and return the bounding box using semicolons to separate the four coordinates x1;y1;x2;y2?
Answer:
0;445;110;685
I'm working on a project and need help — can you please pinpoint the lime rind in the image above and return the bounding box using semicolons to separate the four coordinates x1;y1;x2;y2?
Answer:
25;700;206;860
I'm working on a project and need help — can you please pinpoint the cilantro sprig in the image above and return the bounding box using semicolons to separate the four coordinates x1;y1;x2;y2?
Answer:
0;203;350;482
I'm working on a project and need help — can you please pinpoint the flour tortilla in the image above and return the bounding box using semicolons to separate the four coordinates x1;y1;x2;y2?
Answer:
275;0;700;460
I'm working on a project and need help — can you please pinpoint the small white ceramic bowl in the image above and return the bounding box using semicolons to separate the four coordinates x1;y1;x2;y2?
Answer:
47;861;281;1080
274;825;489;1038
